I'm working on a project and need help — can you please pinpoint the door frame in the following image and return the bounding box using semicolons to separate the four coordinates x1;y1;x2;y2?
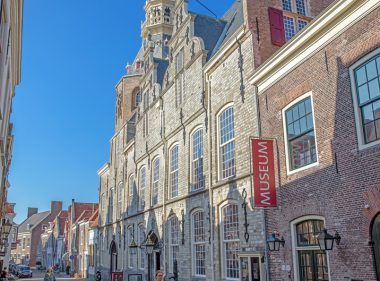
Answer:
239;253;265;281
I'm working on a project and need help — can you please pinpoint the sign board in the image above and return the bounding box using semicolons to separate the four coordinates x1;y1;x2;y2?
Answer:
111;272;123;281
251;138;277;207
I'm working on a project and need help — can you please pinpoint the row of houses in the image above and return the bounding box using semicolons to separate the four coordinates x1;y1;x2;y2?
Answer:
11;200;98;278
95;0;380;281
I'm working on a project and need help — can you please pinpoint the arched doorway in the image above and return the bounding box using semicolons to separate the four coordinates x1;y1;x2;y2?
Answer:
110;240;118;273
372;214;380;280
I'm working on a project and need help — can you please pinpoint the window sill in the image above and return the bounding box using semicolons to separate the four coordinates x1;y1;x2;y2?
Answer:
286;161;319;176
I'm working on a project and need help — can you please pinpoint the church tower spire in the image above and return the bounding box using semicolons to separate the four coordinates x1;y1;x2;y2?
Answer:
141;0;176;59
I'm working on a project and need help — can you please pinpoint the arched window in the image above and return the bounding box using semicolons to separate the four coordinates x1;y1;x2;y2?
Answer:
218;105;236;179
170;145;179;198
138;224;146;270
192;210;205;276
117;182;123;218
292;218;329;281
221;203;239;279
191;128;204;191
127;226;134;268
152;158;160;206
139;167;146;210
372;214;380;280
169;216;180;273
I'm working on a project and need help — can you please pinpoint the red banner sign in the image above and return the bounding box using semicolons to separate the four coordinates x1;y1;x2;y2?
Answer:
251;138;277;207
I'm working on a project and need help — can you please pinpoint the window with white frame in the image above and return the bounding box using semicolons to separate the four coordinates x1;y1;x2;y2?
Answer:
219;106;236;179
284;96;317;172
152;158;160;205
128;226;134;268
282;0;311;41
191;128;205;191
139;167;146;210
176;48;185;105
353;53;380;145
169;216;180;273
128;175;135;210
138;224;145;270
221;204;240;280
192;211;205;276
170;145;179;198
292;218;329;281
118;182;123;218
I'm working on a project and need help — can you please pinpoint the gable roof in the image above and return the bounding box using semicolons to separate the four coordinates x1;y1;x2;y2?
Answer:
75;210;93;224
18;211;50;233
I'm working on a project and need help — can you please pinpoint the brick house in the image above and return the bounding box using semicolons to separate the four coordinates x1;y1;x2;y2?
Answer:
250;0;380;280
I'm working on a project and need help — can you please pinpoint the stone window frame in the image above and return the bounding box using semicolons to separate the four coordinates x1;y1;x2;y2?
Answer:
168;215;180;273
290;215;331;281
282;91;319;175
138;223;146;270
151;156;160;206
169;143;180;198
139;166;147;211
219;200;240;280
349;47;380;150
191;209;206;277
190;126;205;192
217;103;236;181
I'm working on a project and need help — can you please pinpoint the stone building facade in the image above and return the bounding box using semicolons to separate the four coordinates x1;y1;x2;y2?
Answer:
97;0;339;281
250;0;380;280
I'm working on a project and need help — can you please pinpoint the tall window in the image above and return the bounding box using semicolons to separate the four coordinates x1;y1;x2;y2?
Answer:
128;226;134;268
219;106;236;179
282;0;310;41
191;128;204;191
353;53;380;144
128;175;135;210
176;48;185;105
139;167;146;210
284;96;317;171
192;211;205;276
169;216;180;273
152;158;160;205
118;182;123;218
135;92;142;107
294;219;329;281
221;204;240;280
170;145;179;198
138;224;145;270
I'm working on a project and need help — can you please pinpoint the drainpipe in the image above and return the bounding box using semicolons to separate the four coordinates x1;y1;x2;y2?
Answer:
206;73;215;281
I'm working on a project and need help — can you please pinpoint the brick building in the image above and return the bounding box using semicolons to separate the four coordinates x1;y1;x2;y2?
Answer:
250;0;380;280
12;201;62;267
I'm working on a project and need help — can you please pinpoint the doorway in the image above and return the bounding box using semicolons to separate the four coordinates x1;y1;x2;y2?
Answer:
240;255;264;281
372;214;380;280
110;241;117;273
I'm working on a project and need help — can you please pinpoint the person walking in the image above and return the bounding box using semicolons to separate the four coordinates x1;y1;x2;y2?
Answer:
44;268;56;281
154;271;164;281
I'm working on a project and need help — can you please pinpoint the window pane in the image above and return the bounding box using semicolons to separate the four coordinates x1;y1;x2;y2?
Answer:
152;158;160;205
296;220;324;246
284;16;296;41
289;132;317;170
374;100;380;119
139;167;146;210
298;20;308;31
192;129;204;191
358;84;370;104
356;65;367;86
369;78;380;100
366;59;378;81
222;204;239;279
286;109;293;123
365;121;377;143
362;104;374;123
296;0;307;15
282;0;292;11
193;211;205;276
170;146;179;198
219;107;236;179
300;117;307;133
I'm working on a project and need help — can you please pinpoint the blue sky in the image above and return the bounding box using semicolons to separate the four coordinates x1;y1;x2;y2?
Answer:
9;0;236;224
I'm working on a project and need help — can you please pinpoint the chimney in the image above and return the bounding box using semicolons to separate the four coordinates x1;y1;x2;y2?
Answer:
50;201;62;216
27;207;38;218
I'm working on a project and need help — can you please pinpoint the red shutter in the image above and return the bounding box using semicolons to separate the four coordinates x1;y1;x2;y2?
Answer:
268;7;285;47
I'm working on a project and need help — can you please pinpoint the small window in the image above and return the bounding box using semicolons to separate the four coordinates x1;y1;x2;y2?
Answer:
170;145;179;198
218;106;236;179
191;128;205;191
135;93;142;107
284;96;317;172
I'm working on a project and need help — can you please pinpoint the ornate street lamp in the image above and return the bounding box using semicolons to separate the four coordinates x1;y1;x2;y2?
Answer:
267;233;285;251
317;229;341;251
1;219;12;241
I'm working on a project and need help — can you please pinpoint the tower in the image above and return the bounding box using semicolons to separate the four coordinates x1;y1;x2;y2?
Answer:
141;0;176;59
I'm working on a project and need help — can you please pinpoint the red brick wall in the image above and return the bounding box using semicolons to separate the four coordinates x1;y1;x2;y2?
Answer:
258;7;380;281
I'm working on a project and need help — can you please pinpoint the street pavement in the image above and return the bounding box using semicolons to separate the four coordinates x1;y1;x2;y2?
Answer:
14;270;89;281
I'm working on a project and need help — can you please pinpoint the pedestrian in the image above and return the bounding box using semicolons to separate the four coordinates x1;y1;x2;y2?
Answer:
65;265;70;276
95;271;101;281
44;267;56;281
154;270;164;281
0;267;7;280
